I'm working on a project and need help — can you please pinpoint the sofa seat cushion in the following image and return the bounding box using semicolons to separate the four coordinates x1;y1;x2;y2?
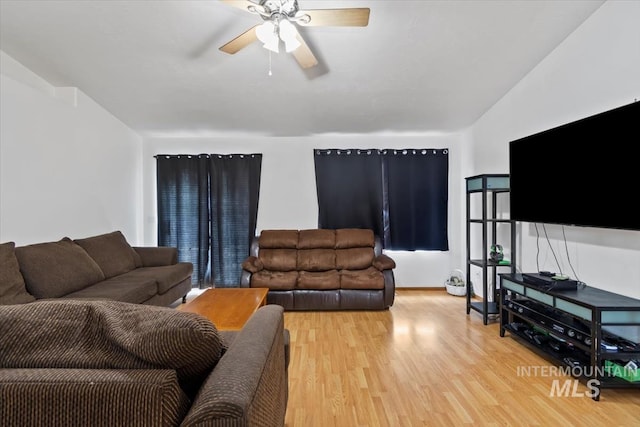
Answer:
74;231;141;278
250;270;298;290
340;267;385;290
15;238;106;299
118;263;193;294
63;276;159;304
0;242;36;305
296;249;336;271
297;270;340;290
0;299;225;399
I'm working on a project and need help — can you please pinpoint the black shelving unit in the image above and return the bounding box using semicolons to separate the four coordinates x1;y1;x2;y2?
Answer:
465;174;516;325
500;273;640;400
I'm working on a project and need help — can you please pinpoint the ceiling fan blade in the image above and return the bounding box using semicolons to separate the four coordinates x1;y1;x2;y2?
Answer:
291;30;318;69
219;25;259;54
296;8;370;27
220;0;260;13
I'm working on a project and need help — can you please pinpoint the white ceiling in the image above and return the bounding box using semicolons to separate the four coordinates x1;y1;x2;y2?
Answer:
0;0;605;137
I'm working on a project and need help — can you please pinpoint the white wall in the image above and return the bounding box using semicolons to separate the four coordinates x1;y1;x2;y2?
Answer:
5;1;637;296
143;133;468;288
469;0;640;298
0;51;143;246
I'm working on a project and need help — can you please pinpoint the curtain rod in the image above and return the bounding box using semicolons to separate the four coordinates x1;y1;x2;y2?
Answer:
314;149;448;155
153;153;262;159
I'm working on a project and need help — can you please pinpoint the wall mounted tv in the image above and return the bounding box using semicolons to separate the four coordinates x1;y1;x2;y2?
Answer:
509;100;640;231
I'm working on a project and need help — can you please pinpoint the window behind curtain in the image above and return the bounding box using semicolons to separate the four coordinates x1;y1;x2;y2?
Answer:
156;153;262;288
314;148;449;251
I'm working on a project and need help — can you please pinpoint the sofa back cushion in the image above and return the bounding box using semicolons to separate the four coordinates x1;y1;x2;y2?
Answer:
74;231;141;278
15;238;106;299
0;299;225;399
0;242;36;305
336;247;375;270
297;229;335;249
259;249;298;271
259;230;299;249
297;249;336;271
335;228;375;248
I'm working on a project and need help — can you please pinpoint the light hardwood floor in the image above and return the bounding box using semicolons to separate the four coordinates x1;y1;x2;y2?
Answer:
280;289;640;427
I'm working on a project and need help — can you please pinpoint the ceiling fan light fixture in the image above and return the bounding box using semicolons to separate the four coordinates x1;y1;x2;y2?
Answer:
256;21;280;52
279;20;301;52
263;37;280;53
220;0;370;71
283;37;301;53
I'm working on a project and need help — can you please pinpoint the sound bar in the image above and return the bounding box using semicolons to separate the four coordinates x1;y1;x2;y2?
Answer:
522;273;578;291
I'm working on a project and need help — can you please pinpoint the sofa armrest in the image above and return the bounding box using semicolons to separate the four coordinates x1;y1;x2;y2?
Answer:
373;254;396;271
0;368;189;427
371;253;396;308
383;269;396;308
241;256;264;273
181;305;288;427
133;246;178;266
240;256;263;287
240;270;252;287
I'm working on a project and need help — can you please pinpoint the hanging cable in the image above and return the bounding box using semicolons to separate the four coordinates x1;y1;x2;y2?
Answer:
561;225;580;281
542;224;563;275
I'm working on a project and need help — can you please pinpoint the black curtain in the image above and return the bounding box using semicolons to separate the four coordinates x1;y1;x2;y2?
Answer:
156;155;210;285
383;149;449;251
314;149;384;237
314;148;449;251
209;154;262;287
156;153;262;288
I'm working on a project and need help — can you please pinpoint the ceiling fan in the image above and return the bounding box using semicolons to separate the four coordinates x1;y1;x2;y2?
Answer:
219;0;370;69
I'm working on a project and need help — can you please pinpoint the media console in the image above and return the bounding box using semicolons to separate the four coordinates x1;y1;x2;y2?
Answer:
500;273;640;400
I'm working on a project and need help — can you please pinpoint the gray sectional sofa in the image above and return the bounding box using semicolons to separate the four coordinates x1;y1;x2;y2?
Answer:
0;231;290;426
0;299;289;426
0;230;192;306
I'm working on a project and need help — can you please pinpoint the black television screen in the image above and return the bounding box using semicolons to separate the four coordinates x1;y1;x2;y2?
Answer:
509;101;640;231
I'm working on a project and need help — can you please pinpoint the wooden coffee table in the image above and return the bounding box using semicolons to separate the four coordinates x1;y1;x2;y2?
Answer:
178;287;268;331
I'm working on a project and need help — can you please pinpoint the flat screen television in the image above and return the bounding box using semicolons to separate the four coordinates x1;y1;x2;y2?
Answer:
509;100;640;231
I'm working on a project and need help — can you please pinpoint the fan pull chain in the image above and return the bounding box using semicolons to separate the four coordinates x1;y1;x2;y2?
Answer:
268;51;273;76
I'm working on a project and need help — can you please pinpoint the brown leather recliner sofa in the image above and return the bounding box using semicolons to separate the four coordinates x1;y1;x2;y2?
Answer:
240;228;396;310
